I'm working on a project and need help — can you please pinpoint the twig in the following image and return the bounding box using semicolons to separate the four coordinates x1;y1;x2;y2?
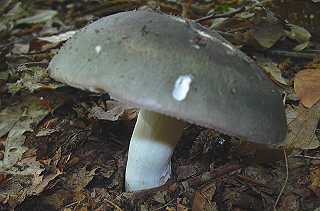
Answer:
195;6;245;23
293;154;320;160
199;190;215;209
152;198;176;211
127;180;175;200
237;175;270;188
129;164;241;200
263;50;318;59
104;198;123;211
187;163;242;187
246;48;319;59
274;149;289;211
64;201;79;208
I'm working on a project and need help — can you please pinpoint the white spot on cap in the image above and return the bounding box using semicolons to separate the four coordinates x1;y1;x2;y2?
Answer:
192;44;200;49
95;45;102;54
172;74;193;101
171;16;186;23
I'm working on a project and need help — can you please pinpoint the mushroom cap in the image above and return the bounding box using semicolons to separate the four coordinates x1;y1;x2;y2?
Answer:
48;10;287;144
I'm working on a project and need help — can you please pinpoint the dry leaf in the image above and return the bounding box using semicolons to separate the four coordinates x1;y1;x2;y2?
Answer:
66;166;97;192
38;31;77;43
42;189;74;209
30;170;62;195
309;167;320;198
293;41;310;52
0;155;47;207
16;10;57;25
89;105;124;121
280;194;300;211
88;101;137;121
259;60;288;85
294;68;320;108
0;173;8;186
153;191;168;204
192;183;217;211
285;24;311;44
0;96;50;171
177;163;202;180
30;31;77;52
285;24;311;51
252;19;284;48
282;101;320;149
177;203;188;211
11;43;29;54
7;66;62;95
286;106;299;124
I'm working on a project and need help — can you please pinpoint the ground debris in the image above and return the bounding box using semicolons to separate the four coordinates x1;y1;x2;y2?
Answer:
0;0;319;210
294;59;320;108
282;101;320;149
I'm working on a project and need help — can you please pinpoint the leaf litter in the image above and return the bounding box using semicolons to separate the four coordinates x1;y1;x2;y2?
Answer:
0;0;320;210
294;58;320;108
7;65;62;95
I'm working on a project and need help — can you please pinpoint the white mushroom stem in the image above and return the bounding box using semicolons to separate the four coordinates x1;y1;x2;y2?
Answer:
125;109;185;191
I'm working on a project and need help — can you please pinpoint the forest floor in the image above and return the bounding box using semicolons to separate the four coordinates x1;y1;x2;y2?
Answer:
0;0;320;210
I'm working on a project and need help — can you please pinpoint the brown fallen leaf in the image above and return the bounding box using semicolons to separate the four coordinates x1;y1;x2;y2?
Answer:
0;95;50;172
30;169;62;195
192;183;217;211
88;100;137;121
11;43;30;54
177;203;188;211
41;189;74;210
38;31;77;44
309;167;320;197
166;207;176;211
0;155;58;208
176;163;202;180
280;194;300;211
30;31;78;52
29;39;60;52
16;10;57;25
66;166;97;192
252;17;285;49
294;66;320;108
7;66;62;95
282;101;320;149
153;191;168;204
257;57;288;85
0;173;8;186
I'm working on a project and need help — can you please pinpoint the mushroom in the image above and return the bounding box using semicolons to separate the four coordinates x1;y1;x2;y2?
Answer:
48;10;287;191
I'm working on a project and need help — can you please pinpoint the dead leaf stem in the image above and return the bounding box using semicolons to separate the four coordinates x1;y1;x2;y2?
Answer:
274;149;289;211
196;6;245;23
104;198;123;211
292;154;320;160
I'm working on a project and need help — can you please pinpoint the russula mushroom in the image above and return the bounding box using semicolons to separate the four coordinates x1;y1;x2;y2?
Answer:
48;10;287;191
